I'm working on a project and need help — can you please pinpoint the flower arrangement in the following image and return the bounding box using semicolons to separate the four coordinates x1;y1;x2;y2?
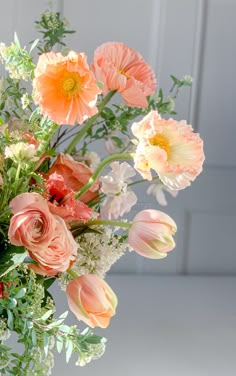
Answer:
0;9;204;375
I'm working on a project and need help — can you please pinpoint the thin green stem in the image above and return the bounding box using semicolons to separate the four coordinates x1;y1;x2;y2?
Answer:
64;90;116;154
86;218;131;229
74;152;134;199
67;268;79;279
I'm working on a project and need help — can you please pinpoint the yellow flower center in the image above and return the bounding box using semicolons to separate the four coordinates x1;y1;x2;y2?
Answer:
62;74;80;96
149;134;170;156
118;69;130;79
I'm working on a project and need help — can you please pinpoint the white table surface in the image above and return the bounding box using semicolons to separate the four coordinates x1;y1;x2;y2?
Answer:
49;275;236;376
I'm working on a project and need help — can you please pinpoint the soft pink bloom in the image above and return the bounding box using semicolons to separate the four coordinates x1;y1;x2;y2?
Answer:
33;51;101;125
131;111;205;190
128;209;177;259
101;161;137;219
45;173;92;222
92;42;157;107
66;274;117;328
28;216;77;276
8;193;56;251
146;182;178;206
47;154;100;204
101;191;137;220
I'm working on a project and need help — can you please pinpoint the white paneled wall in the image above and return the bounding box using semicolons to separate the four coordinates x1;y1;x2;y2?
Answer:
0;0;235;274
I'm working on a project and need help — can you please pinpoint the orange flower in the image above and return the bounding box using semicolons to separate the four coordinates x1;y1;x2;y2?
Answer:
92;42;157;107
33;51;101;125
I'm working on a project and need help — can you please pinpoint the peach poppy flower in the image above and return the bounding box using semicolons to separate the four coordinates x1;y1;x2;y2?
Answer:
131;111;205;190
92;42;157;107
33;51;101;125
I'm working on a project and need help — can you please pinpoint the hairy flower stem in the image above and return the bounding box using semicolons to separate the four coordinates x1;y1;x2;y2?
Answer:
36;121;58;156
74;153;134;199
64;90;116;155
86;219;131;229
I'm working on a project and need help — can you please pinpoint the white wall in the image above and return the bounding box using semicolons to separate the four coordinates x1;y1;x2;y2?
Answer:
0;0;235;275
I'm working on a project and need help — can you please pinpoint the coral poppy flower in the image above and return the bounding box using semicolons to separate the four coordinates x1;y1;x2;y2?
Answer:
92;42;157;107
131;111;205;190
33;51;101;125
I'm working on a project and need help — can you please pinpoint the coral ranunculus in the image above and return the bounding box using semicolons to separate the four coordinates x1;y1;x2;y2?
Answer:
92;42;157;107
8;193;56;251
33;51;101;125
131;111;205;190
66;274;117;328
128;209;177;259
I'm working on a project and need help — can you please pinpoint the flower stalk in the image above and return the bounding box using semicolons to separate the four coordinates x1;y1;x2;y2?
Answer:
65;90;116;155
74;152;134;199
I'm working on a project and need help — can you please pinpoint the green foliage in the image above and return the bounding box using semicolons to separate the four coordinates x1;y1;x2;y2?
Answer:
34;10;75;54
0;267;106;374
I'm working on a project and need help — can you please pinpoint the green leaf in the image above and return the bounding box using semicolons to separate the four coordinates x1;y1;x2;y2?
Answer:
39;309;54;321
29;38;39;53
7;309;14;330
14;288;26;299
0;245;26;278
65;339;73;363
85;335;106;344
14;32;21;47
56;336;63;354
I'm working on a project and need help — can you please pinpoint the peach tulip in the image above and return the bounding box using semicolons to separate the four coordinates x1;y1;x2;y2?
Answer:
128;209;177;259
66;274;117;328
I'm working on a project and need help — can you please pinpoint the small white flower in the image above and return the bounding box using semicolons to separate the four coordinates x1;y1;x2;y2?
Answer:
101;161;136;195
147;182;178;206
101;190;137;219
5;142;38;163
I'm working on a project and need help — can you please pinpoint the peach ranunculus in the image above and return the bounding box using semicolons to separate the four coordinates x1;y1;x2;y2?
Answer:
33;51;101;125
8;192;56;251
131;111;205;190
28;216;77;276
47;153;100;203
128;209;177;259
91;42;157;108
66;274;117;328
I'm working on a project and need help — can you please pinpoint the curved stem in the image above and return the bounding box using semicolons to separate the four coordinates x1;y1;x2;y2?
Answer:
64;90;116;155
74;152;134;199
67;268;79;279
86;219;131;229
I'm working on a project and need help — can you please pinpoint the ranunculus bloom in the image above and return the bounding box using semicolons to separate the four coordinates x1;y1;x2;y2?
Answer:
66;274;117;328
131;111;205;190
8;193;56;251
92;42;157;107
28;216;77;276
45;172;92;222
33;51;101;125
47;154;100;203
128;209;177;259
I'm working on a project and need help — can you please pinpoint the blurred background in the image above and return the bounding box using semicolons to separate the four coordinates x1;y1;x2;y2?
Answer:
0;0;235;375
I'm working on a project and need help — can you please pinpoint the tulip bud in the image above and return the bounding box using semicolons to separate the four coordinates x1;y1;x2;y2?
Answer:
128;209;177;259
66;274;118;328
